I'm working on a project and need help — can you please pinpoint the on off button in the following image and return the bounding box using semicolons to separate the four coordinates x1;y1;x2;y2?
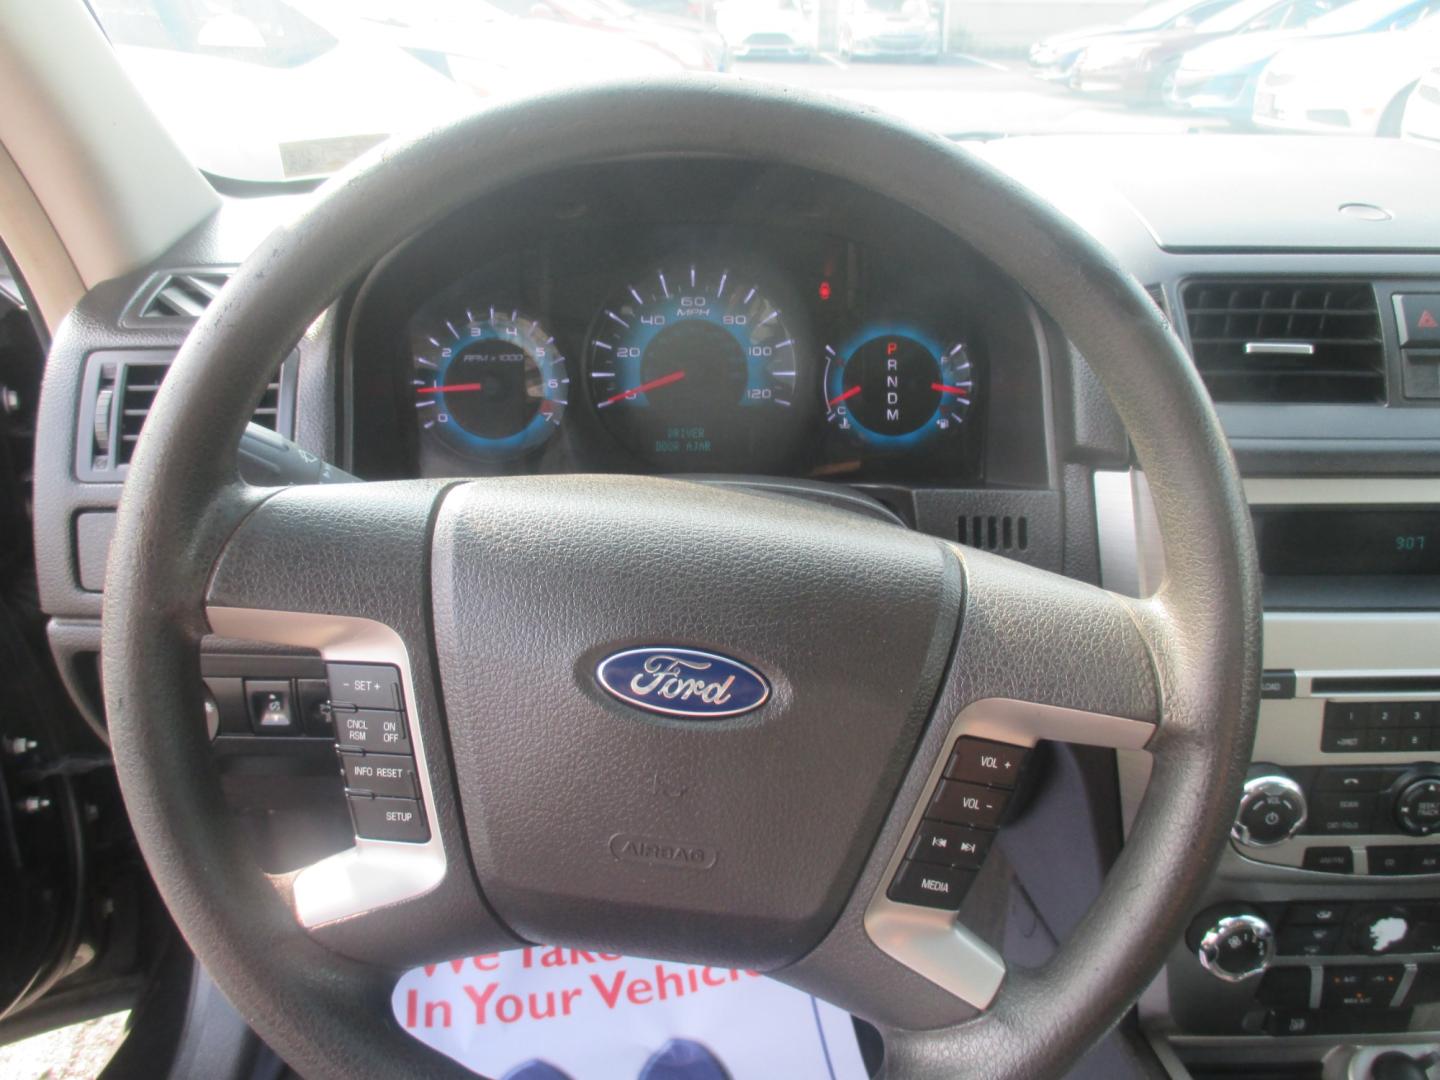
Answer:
335;709;412;754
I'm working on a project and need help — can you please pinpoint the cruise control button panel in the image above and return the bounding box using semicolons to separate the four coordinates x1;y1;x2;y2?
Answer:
886;735;1030;910
326;662;430;845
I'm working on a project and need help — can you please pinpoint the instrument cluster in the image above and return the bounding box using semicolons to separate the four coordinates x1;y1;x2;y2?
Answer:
400;231;984;483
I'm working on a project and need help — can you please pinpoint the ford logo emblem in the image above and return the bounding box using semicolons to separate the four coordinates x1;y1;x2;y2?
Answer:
595;647;770;719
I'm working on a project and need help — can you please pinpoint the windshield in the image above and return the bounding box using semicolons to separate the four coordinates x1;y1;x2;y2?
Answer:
1311;0;1429;31
88;0;1440;183
1194;0;1285;32
1121;0;1230;29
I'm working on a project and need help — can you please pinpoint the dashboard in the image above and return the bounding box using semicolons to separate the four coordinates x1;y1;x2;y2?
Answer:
346;161;1051;490
24;133;1440;1080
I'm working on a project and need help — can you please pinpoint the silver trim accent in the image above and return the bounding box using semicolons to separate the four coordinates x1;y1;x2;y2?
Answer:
863;697;1154;1010
1197;913;1274;983
1232;775;1308;847
206;607;446;928
1244;341;1315;356
1394;962;1419;1008
1335;1043;1440;1080
1244;476;1440;507
1092;470;1164;598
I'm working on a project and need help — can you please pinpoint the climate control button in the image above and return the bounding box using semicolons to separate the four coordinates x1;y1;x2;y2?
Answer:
1197;913;1274;982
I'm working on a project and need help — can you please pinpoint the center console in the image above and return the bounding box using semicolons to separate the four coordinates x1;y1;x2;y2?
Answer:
1100;474;1440;1077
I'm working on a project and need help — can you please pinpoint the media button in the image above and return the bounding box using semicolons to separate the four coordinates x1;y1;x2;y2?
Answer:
887;860;973;910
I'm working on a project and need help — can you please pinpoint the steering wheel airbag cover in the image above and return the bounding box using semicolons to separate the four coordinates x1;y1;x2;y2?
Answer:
431;475;960;969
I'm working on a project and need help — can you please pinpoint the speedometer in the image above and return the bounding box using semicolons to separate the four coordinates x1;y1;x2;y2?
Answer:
586;265;801;469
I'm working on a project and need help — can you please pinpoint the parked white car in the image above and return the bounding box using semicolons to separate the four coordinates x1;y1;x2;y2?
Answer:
1402;62;1440;142
1253;12;1440;133
339;0;685;99
1169;0;1440;122
715;0;815;59
97;0;476;181
839;0;940;61
1028;0;1241;82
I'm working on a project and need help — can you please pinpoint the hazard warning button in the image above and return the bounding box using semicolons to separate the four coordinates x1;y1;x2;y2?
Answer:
1395;294;1440;346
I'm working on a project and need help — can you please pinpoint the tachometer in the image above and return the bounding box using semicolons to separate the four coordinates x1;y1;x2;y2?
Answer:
823;327;972;449
412;307;568;461
587;265;800;468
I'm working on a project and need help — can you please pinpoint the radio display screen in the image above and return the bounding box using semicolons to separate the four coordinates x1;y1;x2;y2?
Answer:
1256;509;1440;577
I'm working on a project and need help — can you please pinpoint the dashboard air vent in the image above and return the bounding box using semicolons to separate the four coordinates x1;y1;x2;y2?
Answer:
79;351;290;480
960;514;1028;553
129;269;233;322
114;362;170;466
1180;280;1384;404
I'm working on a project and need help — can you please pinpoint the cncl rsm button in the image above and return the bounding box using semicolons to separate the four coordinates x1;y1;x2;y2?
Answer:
335;709;412;754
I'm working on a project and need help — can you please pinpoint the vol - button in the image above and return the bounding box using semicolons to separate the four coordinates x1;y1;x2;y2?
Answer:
927;780;1009;829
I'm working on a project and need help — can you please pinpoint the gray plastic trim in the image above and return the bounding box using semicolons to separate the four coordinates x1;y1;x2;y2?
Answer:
1092;470;1164;599
205;607;446;928
863;696;1155;1010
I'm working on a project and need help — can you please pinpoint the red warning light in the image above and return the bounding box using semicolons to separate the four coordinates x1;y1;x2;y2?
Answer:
1420;309;1439;330
818;280;832;301
886;340;899;356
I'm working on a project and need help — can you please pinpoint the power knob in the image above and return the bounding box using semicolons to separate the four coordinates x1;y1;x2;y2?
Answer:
1232;773;1307;847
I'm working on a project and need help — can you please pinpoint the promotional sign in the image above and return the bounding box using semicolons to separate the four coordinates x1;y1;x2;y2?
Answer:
393;948;868;1079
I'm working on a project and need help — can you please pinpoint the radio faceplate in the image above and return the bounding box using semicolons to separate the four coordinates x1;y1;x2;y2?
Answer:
1098;473;1440;1046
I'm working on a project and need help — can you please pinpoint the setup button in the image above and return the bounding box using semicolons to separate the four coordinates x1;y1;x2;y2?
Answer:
349;795;429;843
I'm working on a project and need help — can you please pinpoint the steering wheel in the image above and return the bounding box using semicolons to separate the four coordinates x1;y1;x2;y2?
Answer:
103;78;1259;1080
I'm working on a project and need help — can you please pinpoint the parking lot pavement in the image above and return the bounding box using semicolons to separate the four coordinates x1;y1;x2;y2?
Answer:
731;55;1232;137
